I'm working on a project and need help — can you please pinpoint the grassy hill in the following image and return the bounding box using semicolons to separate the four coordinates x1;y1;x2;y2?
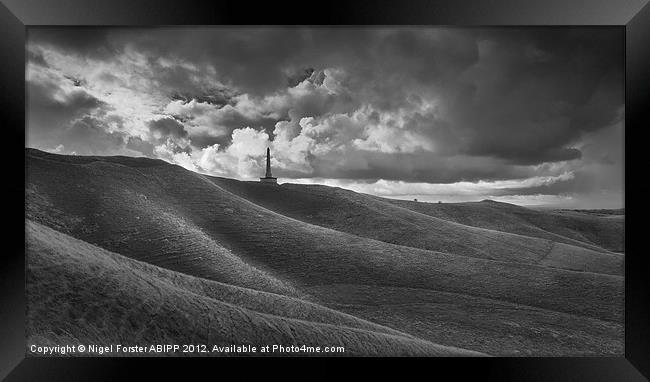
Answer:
25;148;624;355
208;178;623;276
27;220;480;356
386;199;624;253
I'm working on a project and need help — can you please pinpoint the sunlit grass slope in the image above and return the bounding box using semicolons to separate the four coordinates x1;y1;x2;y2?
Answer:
27;220;481;356
386;198;624;253
210;178;622;276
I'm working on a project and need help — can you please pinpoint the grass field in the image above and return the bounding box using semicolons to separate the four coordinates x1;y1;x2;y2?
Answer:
210;178;623;275
25;148;624;356
27;220;480;356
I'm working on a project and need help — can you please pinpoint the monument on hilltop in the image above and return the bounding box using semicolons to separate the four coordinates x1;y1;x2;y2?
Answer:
260;147;277;184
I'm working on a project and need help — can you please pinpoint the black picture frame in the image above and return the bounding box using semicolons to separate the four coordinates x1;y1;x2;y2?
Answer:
2;0;648;380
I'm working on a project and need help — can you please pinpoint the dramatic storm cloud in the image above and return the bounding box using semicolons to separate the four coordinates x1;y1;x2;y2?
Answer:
26;27;624;208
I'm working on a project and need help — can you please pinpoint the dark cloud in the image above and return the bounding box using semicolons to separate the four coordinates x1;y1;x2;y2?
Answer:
28;27;117;59
28;79;105;121
280;150;532;184
63;75;83;87
286;67;315;87
27;76;109;149
446;28;623;164
171;89;235;107
148;117;188;140
27;49;48;67
26;27;623;207
125;136;156;157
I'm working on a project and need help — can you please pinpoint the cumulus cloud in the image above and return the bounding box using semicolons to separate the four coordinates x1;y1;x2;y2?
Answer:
153;140;197;172
26;27;624;207
196;127;270;179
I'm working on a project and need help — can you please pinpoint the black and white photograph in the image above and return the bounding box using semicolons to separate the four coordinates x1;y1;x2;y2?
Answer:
24;26;625;357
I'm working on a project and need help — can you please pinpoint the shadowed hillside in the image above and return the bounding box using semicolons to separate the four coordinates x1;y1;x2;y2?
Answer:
27;220;480;356
26;149;300;298
25;149;624;356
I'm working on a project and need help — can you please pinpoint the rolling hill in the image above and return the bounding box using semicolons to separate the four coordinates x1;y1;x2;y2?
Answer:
27;220;480;356
208;178;623;275
25;148;625;356
385;198;625;253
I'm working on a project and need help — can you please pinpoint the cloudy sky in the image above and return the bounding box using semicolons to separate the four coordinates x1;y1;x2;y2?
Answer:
26;27;624;208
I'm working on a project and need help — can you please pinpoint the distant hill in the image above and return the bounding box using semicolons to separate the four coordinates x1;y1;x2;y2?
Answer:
25;148;624;355
209;178;623;274
386;199;624;253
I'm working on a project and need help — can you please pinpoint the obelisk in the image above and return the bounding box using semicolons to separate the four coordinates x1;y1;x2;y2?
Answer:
260;147;277;184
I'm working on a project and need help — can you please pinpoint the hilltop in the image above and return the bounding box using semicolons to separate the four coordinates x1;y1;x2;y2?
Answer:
25;148;624;356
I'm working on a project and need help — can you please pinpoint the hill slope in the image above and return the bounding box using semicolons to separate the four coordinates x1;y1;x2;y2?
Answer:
25;148;624;355
386;198;624;253
27;220;480;356
208;178;623;276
